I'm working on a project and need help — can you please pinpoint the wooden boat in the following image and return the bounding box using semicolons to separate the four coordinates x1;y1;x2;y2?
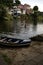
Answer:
0;36;31;47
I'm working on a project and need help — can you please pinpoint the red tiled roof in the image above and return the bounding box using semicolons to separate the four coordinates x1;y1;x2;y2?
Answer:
17;4;31;10
17;4;32;14
24;4;30;7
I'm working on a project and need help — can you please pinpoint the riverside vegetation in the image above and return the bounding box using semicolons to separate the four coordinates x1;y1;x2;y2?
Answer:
0;0;43;32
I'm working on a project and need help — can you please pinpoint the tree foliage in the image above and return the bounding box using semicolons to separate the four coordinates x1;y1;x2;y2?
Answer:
0;3;13;32
13;0;21;6
15;0;21;6
0;5;7;22
0;0;21;32
0;0;21;7
0;0;13;7
33;6;38;12
0;4;8;31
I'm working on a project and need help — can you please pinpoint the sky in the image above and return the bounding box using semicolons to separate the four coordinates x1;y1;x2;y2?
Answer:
19;0;43;12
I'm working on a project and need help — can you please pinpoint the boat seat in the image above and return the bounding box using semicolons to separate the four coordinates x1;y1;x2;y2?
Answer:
10;38;19;42
0;38;7;42
14;40;20;43
18;40;23;43
20;39;31;44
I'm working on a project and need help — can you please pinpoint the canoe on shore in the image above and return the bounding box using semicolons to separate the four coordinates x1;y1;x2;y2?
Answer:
0;36;31;47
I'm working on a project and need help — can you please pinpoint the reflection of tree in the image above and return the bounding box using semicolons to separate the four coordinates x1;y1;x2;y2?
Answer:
32;24;37;35
33;12;38;25
13;18;21;33
33;25;37;31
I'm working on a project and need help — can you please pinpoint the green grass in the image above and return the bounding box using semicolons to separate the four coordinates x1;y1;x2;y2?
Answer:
2;54;12;65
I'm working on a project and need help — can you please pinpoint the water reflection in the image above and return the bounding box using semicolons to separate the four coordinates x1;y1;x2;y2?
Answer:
32;25;37;31
13;18;21;33
12;18;43;39
0;18;43;39
14;20;43;39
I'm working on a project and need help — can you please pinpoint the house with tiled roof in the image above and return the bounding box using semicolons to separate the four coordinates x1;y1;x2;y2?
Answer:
17;4;32;14
12;4;32;16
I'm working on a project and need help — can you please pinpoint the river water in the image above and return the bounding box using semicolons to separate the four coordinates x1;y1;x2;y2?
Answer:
0;19;43;40
10;22;43;39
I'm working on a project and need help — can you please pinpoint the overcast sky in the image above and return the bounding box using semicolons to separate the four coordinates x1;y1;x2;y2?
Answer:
19;0;43;12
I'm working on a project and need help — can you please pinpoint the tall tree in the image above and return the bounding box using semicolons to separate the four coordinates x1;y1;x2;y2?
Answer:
33;6;38;25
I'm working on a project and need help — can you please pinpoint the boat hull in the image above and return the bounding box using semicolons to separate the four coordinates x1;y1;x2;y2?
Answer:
0;42;31;47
